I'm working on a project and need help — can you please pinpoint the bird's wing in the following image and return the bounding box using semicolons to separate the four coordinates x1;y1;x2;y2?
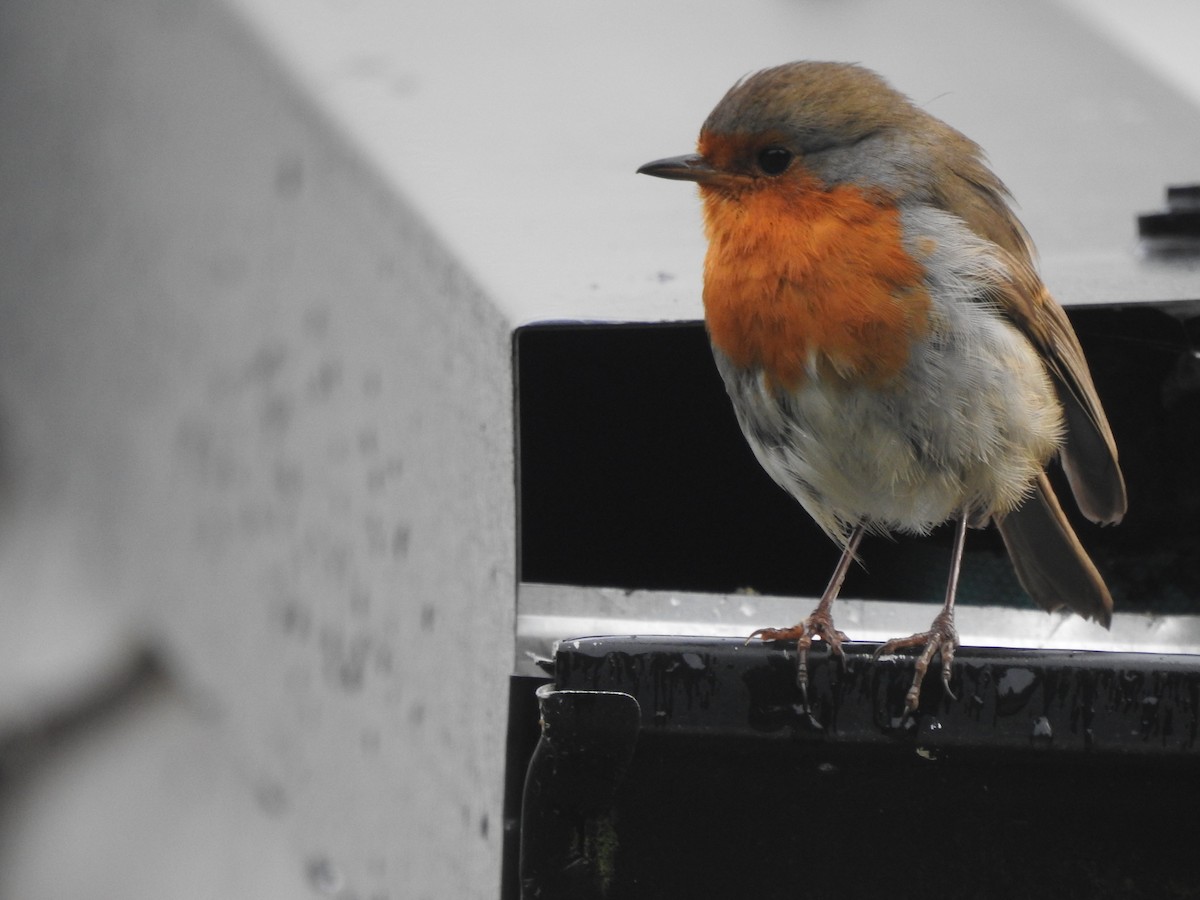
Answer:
990;250;1126;525
941;163;1127;525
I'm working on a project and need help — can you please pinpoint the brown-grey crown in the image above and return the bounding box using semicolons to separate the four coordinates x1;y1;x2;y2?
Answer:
701;61;912;154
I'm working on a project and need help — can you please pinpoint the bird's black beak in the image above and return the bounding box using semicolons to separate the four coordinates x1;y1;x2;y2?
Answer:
636;154;718;183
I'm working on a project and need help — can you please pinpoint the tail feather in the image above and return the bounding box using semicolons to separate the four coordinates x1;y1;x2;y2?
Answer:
996;472;1113;628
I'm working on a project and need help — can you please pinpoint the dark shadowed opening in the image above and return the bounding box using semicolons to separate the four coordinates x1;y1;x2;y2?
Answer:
516;306;1200;613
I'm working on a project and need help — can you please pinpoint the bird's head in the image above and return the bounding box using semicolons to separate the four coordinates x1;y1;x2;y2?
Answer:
638;61;971;204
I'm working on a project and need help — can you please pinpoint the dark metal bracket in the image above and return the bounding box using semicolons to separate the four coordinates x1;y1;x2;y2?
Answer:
519;687;641;899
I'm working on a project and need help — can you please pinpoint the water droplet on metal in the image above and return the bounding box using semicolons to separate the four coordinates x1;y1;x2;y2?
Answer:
1140;695;1161;735
995;667;1039;716
1031;715;1053;747
915;716;944;760
998;668;1036;697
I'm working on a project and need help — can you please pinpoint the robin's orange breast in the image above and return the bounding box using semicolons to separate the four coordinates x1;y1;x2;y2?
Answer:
701;177;931;391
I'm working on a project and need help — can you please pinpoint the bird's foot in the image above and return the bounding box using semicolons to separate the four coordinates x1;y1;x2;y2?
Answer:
748;607;849;702
748;612;849;656
874;607;959;714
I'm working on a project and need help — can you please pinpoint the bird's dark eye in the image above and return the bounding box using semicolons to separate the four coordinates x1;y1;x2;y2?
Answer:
756;146;793;175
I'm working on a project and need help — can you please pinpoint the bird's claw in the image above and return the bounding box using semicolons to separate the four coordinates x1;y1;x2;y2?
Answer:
874;608;959;714
749;608;849;703
748;613;849;658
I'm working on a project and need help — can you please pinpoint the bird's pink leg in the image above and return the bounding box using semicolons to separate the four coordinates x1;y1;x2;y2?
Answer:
875;514;967;713
749;524;865;704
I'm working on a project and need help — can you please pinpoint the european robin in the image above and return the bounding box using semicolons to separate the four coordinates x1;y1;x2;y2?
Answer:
638;61;1126;713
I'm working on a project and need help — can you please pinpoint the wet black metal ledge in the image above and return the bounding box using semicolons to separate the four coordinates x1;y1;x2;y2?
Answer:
551;635;1200;755
518;636;1200;899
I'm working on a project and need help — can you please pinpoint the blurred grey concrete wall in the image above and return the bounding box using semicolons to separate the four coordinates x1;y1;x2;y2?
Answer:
0;1;515;896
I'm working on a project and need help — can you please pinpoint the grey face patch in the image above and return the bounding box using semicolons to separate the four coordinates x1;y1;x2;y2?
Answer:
802;130;924;197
